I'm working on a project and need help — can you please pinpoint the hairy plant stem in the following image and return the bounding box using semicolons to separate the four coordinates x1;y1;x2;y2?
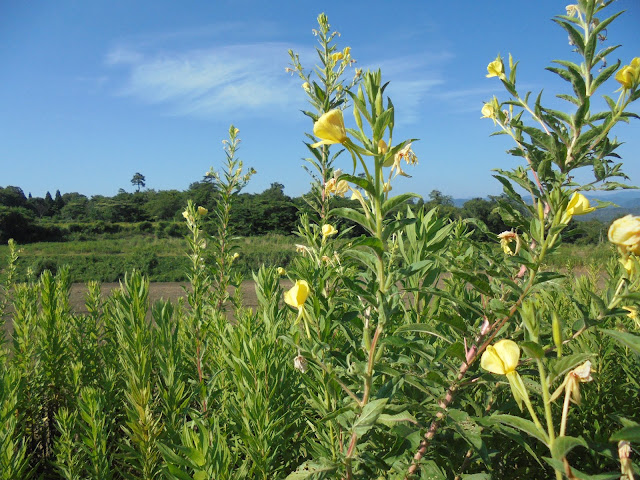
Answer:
404;245;555;478
344;161;387;479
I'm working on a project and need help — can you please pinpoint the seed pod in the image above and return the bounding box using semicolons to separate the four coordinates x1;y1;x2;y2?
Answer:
552;312;563;357
354;107;363;132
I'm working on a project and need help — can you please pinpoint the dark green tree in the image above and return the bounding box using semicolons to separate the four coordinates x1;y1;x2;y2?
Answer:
131;172;146;192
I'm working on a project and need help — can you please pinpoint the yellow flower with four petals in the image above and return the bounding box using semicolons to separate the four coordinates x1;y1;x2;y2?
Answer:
311;110;348;148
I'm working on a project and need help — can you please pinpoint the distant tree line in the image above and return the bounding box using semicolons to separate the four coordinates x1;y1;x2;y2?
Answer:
0;182;609;245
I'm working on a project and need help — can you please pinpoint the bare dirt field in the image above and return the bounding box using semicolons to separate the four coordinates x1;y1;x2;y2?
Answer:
67;281;276;316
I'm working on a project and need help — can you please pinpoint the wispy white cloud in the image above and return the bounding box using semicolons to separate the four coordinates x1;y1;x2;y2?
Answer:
366;52;451;124
430;86;503;114
106;41;311;118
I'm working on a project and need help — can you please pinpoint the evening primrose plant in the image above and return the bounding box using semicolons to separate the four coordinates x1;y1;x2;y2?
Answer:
2;3;640;480
283;2;640;479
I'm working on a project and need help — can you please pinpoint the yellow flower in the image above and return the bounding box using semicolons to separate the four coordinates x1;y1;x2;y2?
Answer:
378;139;388;154
561;192;595;224
608;215;640;255
284;280;309;310
277;267;286;276
623;306;638;321
623;306;640;329
482;340;529;410
498;231;521;256
481;102;496;119
322;224;338;238
332;52;344;62
182;210;190;220
481;339;520;375
302;82;311;92
324;178;349;197
486;57;505;79
382;182;392;193
343;46;351;57
615;65;635;90
231;252;240;260
311;110;348;148
197;206;208;216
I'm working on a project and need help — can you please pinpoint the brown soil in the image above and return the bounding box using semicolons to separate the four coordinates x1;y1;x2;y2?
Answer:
67;281;265;315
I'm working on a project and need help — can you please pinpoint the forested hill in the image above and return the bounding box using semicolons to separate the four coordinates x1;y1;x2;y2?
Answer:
0;182;633;245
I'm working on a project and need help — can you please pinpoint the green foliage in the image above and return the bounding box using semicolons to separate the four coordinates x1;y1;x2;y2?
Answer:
1;4;639;480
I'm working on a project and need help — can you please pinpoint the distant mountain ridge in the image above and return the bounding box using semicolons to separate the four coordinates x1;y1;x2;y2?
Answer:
449;189;640;223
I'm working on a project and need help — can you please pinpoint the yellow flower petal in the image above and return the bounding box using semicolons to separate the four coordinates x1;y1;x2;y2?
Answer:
311;109;348;148
616;65;635;90
567;192;595;216
284;280;310;310
481;339;520;375
608;215;640;254
322;224;338;238
486;57;505;79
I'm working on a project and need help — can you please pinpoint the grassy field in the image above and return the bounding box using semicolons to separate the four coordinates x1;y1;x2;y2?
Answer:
0;233;298;283
0;232;615;284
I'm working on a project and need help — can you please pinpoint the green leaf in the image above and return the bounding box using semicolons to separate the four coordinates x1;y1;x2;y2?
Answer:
382;193;420;216
352;398;388;436
551;435;587;460
601;329;640;355
340;174;375;197
394;324;452;343
350;235;384;257
166;465;194;480
552;19;584;54
610;426;640;443
285;461;339;480
183;447;206;467
591;61;620;93
377;410;418;428
543;457;619;480
521;341;545;360
533;272;565;286
332;207;373;233
548;353;594;386
489;414;549;445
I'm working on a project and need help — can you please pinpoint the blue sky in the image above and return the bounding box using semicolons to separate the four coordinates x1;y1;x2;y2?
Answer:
1;0;639;200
